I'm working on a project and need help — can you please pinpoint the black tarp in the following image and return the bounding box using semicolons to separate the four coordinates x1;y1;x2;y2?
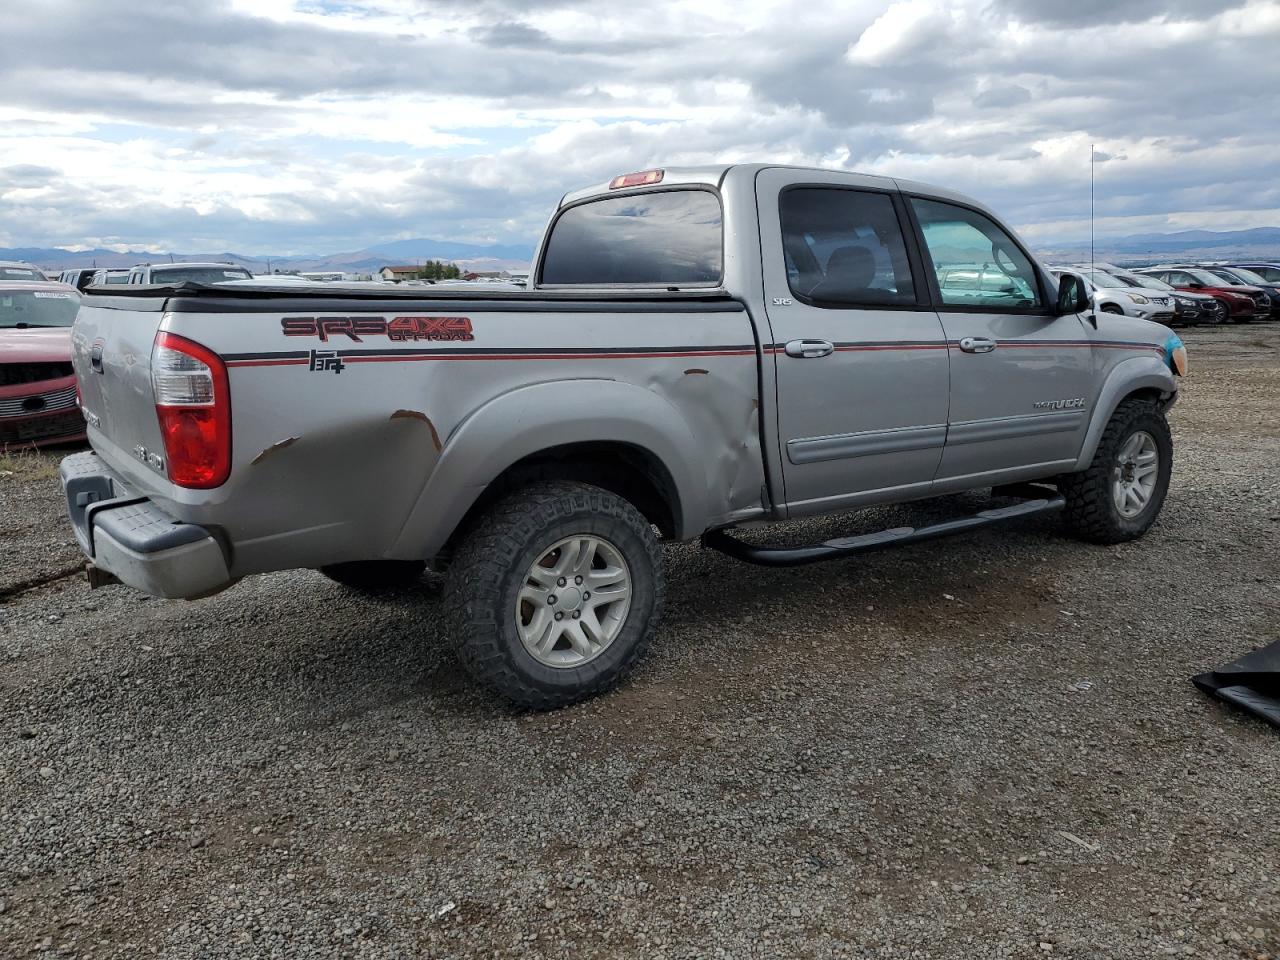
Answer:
1193;638;1280;729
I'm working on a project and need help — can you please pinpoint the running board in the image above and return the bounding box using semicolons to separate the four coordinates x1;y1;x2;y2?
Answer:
702;494;1066;568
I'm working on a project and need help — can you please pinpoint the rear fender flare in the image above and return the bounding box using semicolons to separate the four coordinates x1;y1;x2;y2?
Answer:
1074;356;1177;470
390;378;709;560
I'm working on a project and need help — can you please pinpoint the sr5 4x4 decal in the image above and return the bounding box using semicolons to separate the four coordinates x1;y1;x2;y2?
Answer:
281;316;475;343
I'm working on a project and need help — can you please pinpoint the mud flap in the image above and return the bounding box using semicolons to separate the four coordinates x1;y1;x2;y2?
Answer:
1192;638;1280;730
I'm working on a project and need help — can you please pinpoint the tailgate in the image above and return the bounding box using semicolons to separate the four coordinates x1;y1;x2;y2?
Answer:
72;296;171;495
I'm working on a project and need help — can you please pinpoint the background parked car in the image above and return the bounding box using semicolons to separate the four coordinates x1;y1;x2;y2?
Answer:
1092;266;1226;325
0;281;85;449
0;261;48;282
1201;265;1280;320
1135;267;1266;323
91;269;130;286
127;262;253;284
58;268;99;291
1052;268;1176;323
1225;262;1280;283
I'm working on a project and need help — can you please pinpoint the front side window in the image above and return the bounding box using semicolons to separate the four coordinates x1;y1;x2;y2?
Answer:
779;188;917;307
540;189;722;286
911;198;1042;310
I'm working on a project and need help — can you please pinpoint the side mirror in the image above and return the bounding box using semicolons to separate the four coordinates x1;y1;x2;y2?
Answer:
1188;281;1204;289
1055;272;1091;316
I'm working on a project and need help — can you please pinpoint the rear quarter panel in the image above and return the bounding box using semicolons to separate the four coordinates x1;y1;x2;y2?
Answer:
160;300;765;576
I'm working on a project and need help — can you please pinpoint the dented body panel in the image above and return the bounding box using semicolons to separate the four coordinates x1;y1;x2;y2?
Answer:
70;293;767;581
61;164;1180;599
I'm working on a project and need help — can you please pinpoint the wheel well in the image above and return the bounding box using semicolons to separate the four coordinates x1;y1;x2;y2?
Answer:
440;441;682;560
1117;385;1172;412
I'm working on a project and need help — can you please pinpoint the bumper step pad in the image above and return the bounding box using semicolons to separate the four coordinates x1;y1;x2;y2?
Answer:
1193;638;1280;730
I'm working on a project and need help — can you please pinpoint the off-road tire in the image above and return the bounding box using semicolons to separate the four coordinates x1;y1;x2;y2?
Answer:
1059;398;1172;544
445;481;664;709
320;559;426;591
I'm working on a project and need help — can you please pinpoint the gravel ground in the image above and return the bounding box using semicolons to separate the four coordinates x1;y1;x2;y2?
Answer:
1;324;1278;959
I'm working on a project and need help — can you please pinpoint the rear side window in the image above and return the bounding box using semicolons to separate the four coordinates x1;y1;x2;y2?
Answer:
779;188;917;307
911;198;1042;310
540;189;722;286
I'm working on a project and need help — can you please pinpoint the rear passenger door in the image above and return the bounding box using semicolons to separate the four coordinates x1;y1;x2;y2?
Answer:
906;196;1094;482
757;169;950;514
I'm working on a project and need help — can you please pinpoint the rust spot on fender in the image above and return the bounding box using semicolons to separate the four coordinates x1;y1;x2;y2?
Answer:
391;409;442;451
250;436;298;466
683;368;709;376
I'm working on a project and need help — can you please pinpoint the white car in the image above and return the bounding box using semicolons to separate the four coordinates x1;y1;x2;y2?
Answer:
0;260;48;282
1051;268;1175;323
126;262;254;284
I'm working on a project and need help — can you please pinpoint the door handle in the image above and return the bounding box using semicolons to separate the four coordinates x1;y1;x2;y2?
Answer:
958;337;997;354
784;339;835;359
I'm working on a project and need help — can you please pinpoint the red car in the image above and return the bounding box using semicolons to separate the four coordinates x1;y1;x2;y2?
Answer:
1136;267;1268;324
0;281;86;449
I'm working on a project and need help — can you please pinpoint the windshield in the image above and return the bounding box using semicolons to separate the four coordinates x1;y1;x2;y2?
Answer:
1121;273;1173;291
1188;269;1233;286
0;289;79;327
1080;270;1123;287
1221;266;1267;285
540;189;723;286
1;265;45;281
151;266;254;284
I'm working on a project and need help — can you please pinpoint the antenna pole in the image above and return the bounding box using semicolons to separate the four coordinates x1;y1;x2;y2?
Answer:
1090;143;1095;278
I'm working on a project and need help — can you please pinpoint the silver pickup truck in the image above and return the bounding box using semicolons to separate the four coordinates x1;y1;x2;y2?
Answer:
60;164;1187;707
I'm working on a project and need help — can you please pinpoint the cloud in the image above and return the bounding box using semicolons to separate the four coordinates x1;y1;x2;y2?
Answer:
1;0;1278;255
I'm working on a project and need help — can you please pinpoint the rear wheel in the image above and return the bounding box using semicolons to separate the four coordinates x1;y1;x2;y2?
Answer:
444;481;664;709
1059;398;1172;544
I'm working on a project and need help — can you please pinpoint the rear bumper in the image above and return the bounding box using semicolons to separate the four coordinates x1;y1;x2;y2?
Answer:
59;450;234;599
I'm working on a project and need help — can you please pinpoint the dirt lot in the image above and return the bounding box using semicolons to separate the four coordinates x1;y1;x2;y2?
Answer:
1;325;1278;959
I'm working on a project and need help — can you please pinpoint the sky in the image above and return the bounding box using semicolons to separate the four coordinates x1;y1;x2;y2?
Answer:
1;0;1278;256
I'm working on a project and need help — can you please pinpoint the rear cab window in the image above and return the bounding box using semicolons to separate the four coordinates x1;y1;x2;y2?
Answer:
539;189;722;286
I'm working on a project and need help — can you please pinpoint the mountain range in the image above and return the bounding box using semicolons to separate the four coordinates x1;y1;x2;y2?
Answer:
0;238;537;275
4;227;1280;275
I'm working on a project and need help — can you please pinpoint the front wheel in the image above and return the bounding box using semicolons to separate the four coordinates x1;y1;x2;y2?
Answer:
444;481;664;709
1059;398;1172;544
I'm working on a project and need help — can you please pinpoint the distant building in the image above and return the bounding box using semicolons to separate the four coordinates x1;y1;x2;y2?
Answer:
379;265;423;282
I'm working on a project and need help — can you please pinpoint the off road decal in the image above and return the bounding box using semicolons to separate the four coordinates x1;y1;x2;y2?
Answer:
308;349;346;374
281;316;475;343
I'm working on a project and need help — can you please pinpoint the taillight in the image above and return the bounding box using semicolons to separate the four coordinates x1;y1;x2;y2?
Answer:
151;331;231;488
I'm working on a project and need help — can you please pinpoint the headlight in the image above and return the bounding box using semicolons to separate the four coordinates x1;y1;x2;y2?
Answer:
1165;334;1188;377
1126;293;1150;304
1176;297;1193;307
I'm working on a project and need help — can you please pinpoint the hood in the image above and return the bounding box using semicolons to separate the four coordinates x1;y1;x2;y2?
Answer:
0;326;73;362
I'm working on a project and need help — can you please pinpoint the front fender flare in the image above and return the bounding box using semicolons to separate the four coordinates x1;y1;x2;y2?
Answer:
389;378;710;561
1074;355;1177;470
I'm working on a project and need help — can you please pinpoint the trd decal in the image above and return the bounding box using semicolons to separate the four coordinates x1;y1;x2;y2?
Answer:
308;349;346;374
282;316;475;343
